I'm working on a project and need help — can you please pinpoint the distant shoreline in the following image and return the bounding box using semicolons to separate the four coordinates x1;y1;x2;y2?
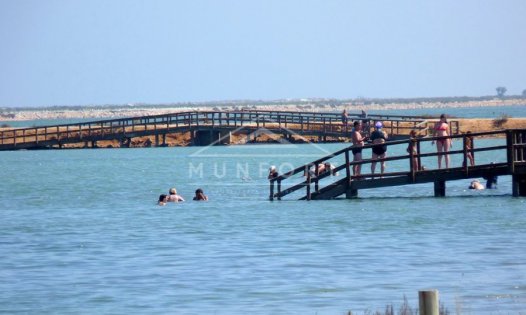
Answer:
1;98;525;122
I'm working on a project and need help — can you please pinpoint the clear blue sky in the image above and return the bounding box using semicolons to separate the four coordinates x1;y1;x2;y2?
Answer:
1;0;525;107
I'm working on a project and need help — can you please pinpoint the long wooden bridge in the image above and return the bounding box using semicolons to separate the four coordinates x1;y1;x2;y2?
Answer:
0;110;459;151
269;129;526;198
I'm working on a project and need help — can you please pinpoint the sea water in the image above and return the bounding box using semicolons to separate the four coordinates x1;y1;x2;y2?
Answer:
1;137;526;314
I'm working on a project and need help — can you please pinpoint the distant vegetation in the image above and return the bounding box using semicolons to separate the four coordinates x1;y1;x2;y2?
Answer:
493;114;510;128
1;95;525;112
347;296;451;315
496;86;507;97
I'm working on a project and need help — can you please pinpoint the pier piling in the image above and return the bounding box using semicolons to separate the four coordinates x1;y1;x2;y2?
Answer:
433;180;446;197
512;174;526;197
418;290;439;315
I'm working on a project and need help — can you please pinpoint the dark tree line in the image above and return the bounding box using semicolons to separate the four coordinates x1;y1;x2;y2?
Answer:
496;86;507;97
496;87;526;97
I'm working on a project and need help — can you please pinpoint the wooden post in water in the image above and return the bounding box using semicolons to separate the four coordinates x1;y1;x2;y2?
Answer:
434;180;445;197
418;290;439;315
513;130;526;197
417;139;422;171
277;179;282;200
462;134;468;175
306;167;312;201
313;162;320;193
512;175;526;197
506;130;514;173
345;151;351;180
269;180;274;201
409;139;416;182
345;184;358;199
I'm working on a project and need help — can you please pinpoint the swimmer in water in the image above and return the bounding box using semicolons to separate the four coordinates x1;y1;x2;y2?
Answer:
469;180;484;190
167;188;185;202
158;194;168;206
193;188;208;201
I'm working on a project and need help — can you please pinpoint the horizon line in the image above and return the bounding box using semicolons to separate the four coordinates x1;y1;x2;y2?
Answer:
2;94;525;111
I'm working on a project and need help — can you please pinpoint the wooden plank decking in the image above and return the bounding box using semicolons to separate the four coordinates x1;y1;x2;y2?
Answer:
270;129;526;198
0;110;457;150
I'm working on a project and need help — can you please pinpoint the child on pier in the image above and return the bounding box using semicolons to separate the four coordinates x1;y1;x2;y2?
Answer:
407;130;419;171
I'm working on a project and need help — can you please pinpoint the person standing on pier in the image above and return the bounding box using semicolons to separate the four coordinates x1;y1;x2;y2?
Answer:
268;166;279;180
341;109;349;132
464;131;475;167
407;130;419;171
370;122;388;176
351;121;368;177
432;114;451;169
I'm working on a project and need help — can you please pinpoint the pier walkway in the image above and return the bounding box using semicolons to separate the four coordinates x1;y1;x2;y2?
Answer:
0;110;458;150
269;129;526;198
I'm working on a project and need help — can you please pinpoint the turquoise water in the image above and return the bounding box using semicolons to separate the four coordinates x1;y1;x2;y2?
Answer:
365;104;526;118
0;117;109;128
1;140;526;314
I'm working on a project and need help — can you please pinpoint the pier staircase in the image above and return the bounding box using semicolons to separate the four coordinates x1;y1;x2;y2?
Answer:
269;130;526;199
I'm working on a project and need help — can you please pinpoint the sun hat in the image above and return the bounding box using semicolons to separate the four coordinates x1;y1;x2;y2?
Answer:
375;122;383;128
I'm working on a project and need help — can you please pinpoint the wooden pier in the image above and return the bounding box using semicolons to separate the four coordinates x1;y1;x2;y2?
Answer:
269;129;526;198
0;110;458;151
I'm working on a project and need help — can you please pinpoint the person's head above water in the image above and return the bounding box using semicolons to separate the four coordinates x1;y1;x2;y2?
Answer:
193;188;208;201
169;188;177;195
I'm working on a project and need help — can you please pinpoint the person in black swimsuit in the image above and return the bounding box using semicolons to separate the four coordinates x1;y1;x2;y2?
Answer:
370;121;388;176
351;121;368;176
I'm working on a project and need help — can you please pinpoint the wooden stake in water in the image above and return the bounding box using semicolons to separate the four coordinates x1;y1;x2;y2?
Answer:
419;289;439;315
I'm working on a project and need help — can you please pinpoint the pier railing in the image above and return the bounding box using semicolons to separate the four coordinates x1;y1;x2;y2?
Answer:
0;110;450;149
269;129;526;200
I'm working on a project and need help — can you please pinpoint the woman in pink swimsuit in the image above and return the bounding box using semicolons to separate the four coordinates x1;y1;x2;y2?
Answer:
432;114;451;169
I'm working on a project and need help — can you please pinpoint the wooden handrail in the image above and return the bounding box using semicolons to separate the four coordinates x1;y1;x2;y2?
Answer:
271;131;505;183
270;129;512;200
0;109;433;135
1;109;437;147
0;110;464;149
